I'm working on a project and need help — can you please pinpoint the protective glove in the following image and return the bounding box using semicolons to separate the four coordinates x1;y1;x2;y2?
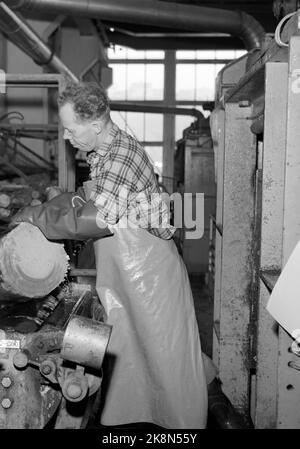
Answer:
10;191;112;241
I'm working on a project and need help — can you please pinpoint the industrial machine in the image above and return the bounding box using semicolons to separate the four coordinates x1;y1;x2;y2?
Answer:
0;72;112;429
0;284;111;429
174;114;215;277
211;6;300;428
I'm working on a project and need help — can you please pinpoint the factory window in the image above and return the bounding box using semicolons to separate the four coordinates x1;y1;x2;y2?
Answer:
177;50;216;60
110;111;163;143
176;50;246;60
176;50;245;102
107;45;247;182
108;64;164;101
174;50;246;141
175;49;244;102
108;48;164;60
108;46;165;177
176;64;218;101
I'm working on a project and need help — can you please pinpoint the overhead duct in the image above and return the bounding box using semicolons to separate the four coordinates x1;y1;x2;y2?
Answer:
0;2;78;81
4;0;266;50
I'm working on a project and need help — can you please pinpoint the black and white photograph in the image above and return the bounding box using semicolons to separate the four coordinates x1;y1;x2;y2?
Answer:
0;0;297;440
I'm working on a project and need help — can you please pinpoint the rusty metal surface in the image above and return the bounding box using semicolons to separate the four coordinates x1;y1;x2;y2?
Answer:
217;103;256;415
251;63;285;428
0;284;107;428
212;108;225;370
213;21;300;429
260;64;287;273
0;329;62;428
252;62;287;428
54;371;102;429
277;35;300;429
254;282;279;428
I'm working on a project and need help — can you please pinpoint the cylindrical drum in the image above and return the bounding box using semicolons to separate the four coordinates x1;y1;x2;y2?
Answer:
61;316;112;370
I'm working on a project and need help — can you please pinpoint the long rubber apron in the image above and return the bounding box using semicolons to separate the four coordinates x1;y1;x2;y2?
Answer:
84;181;208;428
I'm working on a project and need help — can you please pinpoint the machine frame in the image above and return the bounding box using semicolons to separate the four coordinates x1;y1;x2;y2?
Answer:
212;11;300;428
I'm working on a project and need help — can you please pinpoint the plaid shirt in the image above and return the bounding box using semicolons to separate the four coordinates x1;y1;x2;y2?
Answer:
86;123;175;239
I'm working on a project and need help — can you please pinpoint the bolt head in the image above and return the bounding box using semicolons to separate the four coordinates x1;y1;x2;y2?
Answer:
41;364;52;375
66;383;83;400
13;352;28;369
1;398;12;409
1;377;12;388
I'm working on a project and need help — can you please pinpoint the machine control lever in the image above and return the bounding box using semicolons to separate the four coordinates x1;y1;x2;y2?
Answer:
13;350;58;383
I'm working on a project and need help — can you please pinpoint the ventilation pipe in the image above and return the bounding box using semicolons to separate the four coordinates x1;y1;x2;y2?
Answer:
4;0;265;50
0;2;78;81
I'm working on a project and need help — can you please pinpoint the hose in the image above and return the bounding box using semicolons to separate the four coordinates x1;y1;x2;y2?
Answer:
274;11;298;47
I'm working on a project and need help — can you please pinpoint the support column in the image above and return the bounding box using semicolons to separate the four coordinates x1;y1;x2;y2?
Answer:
218;102;256;414
212;108;225;369
277;36;300;428
255;62;288;428
0;32;7;113
162;50;176;193
58;76;75;192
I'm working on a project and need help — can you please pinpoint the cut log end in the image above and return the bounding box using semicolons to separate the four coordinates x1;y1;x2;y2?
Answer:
0;222;69;300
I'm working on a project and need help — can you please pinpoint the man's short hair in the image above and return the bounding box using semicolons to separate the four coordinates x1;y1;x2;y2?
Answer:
58;79;110;122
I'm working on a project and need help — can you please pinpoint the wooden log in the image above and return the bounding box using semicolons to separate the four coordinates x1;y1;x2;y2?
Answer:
10;190;33;208
0;222;69;301
0;193;11;208
31;190;40;199
0;207;11;219
30;199;42;206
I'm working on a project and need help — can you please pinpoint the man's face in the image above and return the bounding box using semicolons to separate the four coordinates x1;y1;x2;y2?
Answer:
59;102;98;153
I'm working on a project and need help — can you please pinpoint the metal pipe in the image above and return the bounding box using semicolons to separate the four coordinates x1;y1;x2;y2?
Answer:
0;2;78;81
4;0;266;50
112;27;236;39
107;32;243;51
110;102;204;120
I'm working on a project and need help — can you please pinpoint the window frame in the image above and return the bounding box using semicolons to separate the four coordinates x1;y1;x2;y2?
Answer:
107;46;247;188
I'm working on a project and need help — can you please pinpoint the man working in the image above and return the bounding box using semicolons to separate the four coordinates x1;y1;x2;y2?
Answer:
11;80;243;429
